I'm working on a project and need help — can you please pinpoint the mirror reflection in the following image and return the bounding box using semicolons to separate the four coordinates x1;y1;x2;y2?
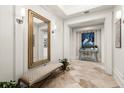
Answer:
33;17;48;62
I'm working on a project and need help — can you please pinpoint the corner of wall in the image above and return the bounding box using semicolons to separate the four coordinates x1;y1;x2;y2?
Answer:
113;68;124;87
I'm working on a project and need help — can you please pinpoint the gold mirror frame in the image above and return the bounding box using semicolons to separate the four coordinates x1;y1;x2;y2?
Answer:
28;9;51;69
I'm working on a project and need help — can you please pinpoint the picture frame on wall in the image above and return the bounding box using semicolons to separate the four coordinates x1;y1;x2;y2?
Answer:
115;19;121;48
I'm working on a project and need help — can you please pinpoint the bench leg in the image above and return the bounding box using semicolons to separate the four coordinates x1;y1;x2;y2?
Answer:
17;79;30;88
16;79;21;88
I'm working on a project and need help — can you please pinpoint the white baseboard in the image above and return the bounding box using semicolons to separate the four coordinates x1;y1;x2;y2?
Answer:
113;68;124;88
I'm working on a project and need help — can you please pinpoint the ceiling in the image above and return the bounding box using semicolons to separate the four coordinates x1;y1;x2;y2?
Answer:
41;5;114;19
57;5;101;16
70;18;104;29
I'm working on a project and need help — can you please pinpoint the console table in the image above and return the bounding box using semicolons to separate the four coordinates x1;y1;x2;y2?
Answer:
79;48;98;62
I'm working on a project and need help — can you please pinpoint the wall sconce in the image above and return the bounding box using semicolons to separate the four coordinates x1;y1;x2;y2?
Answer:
116;10;122;19
52;23;57;35
52;30;55;34
16;16;24;24
16;8;25;24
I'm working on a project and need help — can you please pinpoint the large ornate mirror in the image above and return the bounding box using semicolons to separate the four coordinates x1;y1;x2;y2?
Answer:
28;9;51;69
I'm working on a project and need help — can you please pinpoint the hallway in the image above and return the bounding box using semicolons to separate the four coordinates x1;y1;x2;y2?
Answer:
0;5;124;88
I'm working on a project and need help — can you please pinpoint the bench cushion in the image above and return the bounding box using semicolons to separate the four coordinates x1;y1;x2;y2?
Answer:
20;62;63;86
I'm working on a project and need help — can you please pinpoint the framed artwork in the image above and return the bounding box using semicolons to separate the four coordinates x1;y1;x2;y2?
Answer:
115;19;121;48
82;32;94;47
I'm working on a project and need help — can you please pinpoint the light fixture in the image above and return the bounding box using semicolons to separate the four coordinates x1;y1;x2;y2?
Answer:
16;8;25;24
52;23;57;35
116;10;122;19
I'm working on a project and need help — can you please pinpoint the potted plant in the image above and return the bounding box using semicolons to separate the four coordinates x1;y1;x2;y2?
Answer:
59;58;70;71
0;80;17;88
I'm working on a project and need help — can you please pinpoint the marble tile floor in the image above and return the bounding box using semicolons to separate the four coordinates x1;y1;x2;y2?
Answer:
40;61;119;88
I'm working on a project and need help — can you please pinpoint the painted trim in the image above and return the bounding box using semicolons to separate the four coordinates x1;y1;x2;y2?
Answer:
113;68;124;87
13;5;16;81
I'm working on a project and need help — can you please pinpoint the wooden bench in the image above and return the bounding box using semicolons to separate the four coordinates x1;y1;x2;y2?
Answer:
18;62;63;87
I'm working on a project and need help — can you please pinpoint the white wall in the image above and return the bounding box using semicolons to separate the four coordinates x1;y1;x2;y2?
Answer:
76;32;81;59
101;27;105;64
70;31;81;60
95;29;101;62
70;29;76;59
113;6;124;87
64;9;113;74
0;6;15;81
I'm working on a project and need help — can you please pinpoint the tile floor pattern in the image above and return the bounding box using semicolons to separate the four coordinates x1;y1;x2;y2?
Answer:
40;61;119;88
